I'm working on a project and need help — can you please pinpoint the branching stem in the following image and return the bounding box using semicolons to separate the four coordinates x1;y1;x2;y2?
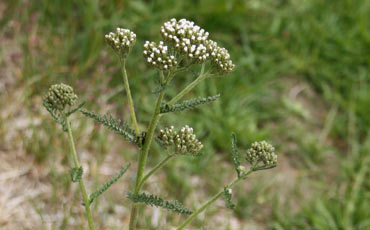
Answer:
120;58;139;136
167;63;207;106
177;170;253;230
138;154;175;190
65;116;95;230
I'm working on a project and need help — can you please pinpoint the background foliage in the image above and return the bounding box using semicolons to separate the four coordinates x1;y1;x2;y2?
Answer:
0;0;369;229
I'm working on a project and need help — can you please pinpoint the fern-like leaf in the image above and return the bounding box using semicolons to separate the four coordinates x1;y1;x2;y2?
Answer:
231;133;241;178
42;101;67;131
70;167;83;182
65;102;85;117
80;109;137;145
224;187;235;209
160;94;220;114
88;163;130;204
127;192;192;215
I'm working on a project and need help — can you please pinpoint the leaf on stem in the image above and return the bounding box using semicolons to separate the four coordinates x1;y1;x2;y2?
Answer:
65;102;85;117
231;133;242;178
43;101;67;131
89;163;130;204
80;109;138;145
127;192;193;215
160;94;220;113
223;187;235;209
70;167;83;182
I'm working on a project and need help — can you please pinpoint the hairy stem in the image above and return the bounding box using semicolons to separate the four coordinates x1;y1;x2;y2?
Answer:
120;58;139;136
167;63;207;106
129;79;166;230
65;116;95;230
137;154;175;190
177;170;253;230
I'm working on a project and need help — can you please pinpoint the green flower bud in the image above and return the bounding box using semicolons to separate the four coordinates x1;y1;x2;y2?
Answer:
246;141;277;168
158;125;203;155
43;83;78;111
105;28;136;58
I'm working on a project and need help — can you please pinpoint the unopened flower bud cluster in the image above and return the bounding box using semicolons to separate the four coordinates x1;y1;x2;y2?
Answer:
105;28;136;57
246;141;277;167
44;83;78;111
143;41;177;71
159;125;203;155
206;40;235;74
160;18;209;63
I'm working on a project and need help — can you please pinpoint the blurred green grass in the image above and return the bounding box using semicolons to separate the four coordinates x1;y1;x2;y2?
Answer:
1;0;369;229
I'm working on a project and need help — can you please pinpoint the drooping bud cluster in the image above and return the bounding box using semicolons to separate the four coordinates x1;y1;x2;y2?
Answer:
143;41;177;71
160;18;209;63
43;83;78;111
206;40;235;74
158;125;203;155
246;141;277;167
105;28;136;58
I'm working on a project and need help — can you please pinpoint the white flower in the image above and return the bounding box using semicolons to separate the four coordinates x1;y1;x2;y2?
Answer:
206;40;235;74
105;28;136;58
143;41;178;71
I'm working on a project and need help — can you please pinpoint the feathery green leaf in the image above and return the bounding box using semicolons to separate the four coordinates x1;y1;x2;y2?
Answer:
160;94;220;113
88;163;130;204
65;102;85;117
80;109;137;145
42;101;67;131
231;133;242;178
127;192;193;215
224;187;235;209
70;167;83;182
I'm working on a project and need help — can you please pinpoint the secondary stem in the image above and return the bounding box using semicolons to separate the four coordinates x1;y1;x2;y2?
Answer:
177;170;253;230
137;154;175;190
167;63;207;106
120;58;140;136
65;116;95;230
129;84;166;230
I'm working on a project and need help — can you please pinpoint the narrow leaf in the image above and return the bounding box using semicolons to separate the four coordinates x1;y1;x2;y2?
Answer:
66;102;85;117
224;187;235;209
89;163;130;204
160;94;220;113
231;133;241;178
127;192;192;215
70;167;83;182
80;109;137;145
42;101;67;131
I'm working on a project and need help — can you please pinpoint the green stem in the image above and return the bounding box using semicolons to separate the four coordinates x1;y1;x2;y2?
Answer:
129;81;166;230
177;170;253;230
120;58;140;136
167;63;207;106
137;154;175;190
65;116;95;230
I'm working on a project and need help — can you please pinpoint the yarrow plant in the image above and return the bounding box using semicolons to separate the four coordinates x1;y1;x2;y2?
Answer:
43;18;277;229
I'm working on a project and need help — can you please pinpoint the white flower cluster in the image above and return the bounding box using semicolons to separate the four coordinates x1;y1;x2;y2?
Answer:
206;40;235;74
160;18;209;63
246;141;277;167
105;28;136;57
159;125;203;155
143;41;177;71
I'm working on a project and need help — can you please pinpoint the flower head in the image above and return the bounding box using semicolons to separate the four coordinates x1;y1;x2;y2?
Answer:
143;41;177;71
105;28;136;58
206;40;235;74
159;125;203;155
246;141;277;168
43;83;78;111
160;18;210;63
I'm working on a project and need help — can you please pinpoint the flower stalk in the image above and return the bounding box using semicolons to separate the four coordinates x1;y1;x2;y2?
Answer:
177;170;253;230
119;57;139;136
65;115;95;230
